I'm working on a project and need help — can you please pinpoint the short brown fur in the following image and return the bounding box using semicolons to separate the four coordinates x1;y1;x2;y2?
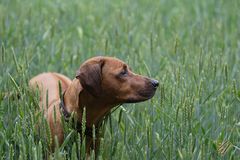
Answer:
29;56;158;156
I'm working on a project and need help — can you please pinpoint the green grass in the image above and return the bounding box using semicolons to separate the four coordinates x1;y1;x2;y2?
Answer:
0;0;240;159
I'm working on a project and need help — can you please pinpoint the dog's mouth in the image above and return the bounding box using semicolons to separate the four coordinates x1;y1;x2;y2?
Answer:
117;77;158;104
138;89;156;99
125;87;157;103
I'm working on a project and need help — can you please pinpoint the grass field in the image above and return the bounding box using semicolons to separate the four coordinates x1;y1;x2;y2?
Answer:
0;0;240;159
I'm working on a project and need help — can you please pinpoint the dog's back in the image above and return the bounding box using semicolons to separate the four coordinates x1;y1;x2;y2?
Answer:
29;72;72;113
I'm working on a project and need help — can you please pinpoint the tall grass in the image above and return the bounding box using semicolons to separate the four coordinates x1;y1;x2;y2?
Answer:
0;0;240;159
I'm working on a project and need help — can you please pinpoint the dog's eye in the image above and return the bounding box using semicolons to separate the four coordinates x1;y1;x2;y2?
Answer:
119;69;128;76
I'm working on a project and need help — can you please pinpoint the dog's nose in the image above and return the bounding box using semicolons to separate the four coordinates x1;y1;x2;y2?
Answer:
151;79;159;88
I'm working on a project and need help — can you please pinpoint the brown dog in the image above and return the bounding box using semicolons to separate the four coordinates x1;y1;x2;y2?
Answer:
29;56;159;156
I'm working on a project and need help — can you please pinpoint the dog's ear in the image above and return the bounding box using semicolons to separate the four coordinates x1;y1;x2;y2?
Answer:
76;58;104;97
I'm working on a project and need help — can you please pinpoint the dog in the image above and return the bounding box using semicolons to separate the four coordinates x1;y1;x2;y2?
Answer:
29;56;159;156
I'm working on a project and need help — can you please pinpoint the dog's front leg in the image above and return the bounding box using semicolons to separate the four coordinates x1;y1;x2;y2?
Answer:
85;133;101;159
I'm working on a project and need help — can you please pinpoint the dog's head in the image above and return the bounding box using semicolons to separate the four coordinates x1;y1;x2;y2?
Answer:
76;56;158;104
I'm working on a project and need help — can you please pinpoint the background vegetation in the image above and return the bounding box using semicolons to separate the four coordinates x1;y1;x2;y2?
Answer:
0;0;240;159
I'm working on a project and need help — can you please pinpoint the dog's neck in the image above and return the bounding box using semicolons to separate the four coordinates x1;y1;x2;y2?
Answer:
63;79;113;127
